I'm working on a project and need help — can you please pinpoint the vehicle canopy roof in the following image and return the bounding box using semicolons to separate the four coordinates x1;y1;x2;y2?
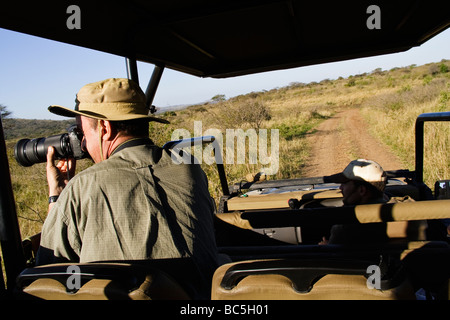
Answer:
1;1;449;78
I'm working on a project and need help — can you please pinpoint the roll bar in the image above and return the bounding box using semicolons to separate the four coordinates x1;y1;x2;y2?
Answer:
216;199;450;229
415;111;450;183
163;135;229;196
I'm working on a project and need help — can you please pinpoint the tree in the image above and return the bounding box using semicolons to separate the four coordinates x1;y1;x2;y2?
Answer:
0;104;12;119
1;104;13;139
214;98;271;130
241;99;272;130
211;94;226;103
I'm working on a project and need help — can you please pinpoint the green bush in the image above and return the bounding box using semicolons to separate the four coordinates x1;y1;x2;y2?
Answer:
277;123;314;140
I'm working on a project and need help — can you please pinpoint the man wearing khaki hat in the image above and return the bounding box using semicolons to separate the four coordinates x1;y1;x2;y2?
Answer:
36;78;220;298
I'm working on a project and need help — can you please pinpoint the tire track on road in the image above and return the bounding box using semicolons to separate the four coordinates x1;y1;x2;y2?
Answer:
302;108;403;177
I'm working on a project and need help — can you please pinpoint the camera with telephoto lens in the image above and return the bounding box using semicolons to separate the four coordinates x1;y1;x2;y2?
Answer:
14;124;88;167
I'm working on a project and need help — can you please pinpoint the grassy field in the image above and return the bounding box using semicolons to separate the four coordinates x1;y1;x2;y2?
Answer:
359;62;450;185
4;60;450;239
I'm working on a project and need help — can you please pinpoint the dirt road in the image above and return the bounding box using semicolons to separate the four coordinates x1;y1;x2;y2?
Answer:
302;108;404;177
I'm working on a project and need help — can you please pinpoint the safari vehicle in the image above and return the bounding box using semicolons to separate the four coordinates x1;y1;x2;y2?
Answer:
0;1;449;300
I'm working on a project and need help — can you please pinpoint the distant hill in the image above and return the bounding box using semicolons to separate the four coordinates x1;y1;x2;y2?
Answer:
2;104;193;140
3;118;76;140
156;104;191;114
2;105;193;138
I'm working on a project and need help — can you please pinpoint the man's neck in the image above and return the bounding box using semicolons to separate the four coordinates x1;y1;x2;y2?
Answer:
108;136;150;158
106;134;140;158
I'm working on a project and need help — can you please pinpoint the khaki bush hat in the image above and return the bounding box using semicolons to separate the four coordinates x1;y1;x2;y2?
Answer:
326;159;387;192
48;78;169;123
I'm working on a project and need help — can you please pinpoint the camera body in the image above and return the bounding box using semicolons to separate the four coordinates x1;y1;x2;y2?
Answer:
14;125;88;167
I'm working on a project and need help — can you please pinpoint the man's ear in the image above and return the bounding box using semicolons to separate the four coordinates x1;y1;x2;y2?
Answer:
358;184;369;196
101;120;115;141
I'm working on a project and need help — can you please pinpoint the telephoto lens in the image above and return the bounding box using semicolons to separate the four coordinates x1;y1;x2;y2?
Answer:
14;125;87;167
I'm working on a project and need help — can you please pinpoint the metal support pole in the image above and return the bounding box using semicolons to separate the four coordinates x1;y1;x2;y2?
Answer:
214;149;229;196
145;64;165;111
125;57;139;85
415;120;424;184
0;115;25;294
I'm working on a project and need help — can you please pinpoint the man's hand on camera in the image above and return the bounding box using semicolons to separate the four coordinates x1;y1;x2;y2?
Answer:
46;146;76;199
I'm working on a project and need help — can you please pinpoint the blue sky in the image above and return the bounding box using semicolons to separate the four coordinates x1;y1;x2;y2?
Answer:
1;27;450;120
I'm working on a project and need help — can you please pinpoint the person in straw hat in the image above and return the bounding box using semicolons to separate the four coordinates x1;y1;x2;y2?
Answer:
36;78;219;298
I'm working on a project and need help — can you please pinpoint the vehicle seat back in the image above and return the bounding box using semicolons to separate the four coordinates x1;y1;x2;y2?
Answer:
211;258;416;300
15;262;191;300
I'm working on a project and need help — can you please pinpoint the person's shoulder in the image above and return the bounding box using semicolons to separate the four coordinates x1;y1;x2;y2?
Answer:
67;160;117;189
